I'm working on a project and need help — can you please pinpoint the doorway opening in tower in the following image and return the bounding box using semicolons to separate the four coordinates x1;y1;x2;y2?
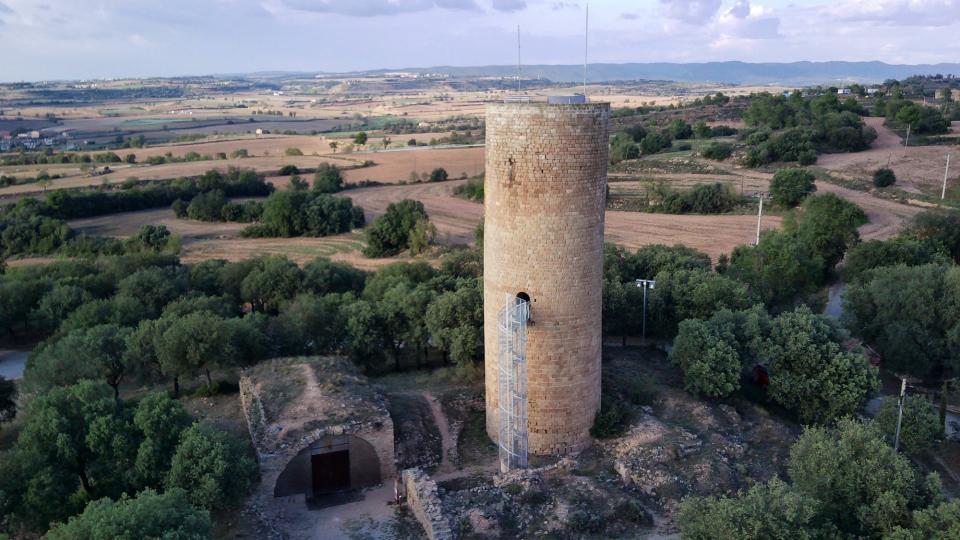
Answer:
498;295;529;472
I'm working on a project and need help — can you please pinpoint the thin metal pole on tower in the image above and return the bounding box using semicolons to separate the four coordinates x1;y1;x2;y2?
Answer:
583;3;589;98
943;153;952;200
517;25;521;93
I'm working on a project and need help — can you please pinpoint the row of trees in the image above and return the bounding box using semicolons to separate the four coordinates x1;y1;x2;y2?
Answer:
741;91;877;167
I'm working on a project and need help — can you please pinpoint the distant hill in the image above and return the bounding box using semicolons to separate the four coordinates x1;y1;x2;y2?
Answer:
337;61;960;86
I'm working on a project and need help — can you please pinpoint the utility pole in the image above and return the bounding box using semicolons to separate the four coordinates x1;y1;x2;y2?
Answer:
635;279;656;342
583;3;589;99
904;125;911;156
894;377;907;452
943;153;951;200
753;192;767;245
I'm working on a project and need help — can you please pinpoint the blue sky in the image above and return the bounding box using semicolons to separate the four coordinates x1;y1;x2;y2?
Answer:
1;1;960;81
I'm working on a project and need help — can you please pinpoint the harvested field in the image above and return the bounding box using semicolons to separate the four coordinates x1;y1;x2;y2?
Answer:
342;146;484;184
819;117;959;198
345;180;782;261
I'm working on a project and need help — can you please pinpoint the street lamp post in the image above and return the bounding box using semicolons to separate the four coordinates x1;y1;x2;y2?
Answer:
894;377;907;452
635;279;656;341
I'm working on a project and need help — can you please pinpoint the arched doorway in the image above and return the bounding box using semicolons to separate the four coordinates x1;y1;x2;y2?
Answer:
274;434;383;498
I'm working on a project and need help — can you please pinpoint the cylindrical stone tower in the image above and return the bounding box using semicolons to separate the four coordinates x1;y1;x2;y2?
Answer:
483;101;609;455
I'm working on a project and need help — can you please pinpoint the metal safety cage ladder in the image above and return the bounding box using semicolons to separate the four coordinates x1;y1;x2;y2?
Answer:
497;294;530;472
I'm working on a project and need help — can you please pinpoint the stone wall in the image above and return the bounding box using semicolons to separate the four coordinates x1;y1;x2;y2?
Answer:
402;468;453;540
483;102;610;455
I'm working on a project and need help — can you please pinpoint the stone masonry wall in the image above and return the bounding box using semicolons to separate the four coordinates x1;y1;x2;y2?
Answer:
483;102;610;455
402;468;453;540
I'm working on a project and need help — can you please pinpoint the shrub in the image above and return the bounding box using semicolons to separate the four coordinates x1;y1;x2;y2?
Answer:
429;168;449;182
453;177;483;201
609;133;639;164
640;132;671;154
873;167;897;187
278;164;300;176
770;168;817;207
701;142;733;160
590;395;630;438
284;147;303;156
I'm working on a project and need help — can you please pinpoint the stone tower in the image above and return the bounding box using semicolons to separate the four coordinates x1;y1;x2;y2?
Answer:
483;101;610;455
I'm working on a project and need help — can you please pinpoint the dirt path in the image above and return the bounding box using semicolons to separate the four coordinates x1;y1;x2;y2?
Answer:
422;391;456;475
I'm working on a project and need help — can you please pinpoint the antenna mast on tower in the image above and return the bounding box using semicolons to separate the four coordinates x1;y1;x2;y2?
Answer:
517;25;522;93
583;3;589;99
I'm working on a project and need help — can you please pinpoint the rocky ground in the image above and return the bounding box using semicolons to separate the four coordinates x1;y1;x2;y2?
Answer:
429;347;800;538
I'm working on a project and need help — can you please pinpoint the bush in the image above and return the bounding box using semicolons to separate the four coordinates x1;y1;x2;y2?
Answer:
284;147;303;156
590;395;630;438
701;142;733;160
873;167;897;187
873;395;941;455
245;191;363;238
313;163;344;193
657;183;739;214
278;164;300;176
770;168;817;207
640;132;671;155
429;168;449;182
453;177;483;201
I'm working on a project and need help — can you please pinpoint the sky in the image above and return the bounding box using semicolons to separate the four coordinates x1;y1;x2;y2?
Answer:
1;0;960;81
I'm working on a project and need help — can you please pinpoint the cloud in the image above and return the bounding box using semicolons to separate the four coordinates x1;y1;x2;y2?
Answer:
620;12;640;20
831;0;960;27
726;0;750;19
0;2;11;13
659;0;722;23
281;0;480;17
491;0;526;11
550;1;578;9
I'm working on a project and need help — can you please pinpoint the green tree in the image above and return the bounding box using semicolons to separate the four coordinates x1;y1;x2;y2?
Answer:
843;264;960;380
363;199;430;257
770;168;817;207
43;488;211;540
1;382;136;529
166;424;258;511
32;284;93;333
275;293;348;355
725;231;823;306
886;501;960;540
425;281;483;366
353;131;368;145
844;238;948;283
790;193;867;276
670;319;742;398
132;393;192;487
26;324;133;399
609;132;640;164
640;132;671;154
667;118;693;140
789;419;921;536
240;255;303;313
908;209;960;262
647;268;758;337
313;163;344;193
303;257;367;295
764;307;879;424
678;478;819;540
873;395;941;455
692;120;712;139
428;167;449;182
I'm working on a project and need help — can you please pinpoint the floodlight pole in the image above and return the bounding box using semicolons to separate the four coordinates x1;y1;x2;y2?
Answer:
635;279;656;341
894;377;907;452
942;153;951;200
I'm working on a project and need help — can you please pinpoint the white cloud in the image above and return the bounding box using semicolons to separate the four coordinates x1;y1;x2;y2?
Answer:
659;0;722;23
491;0;526;12
280;0;480;16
